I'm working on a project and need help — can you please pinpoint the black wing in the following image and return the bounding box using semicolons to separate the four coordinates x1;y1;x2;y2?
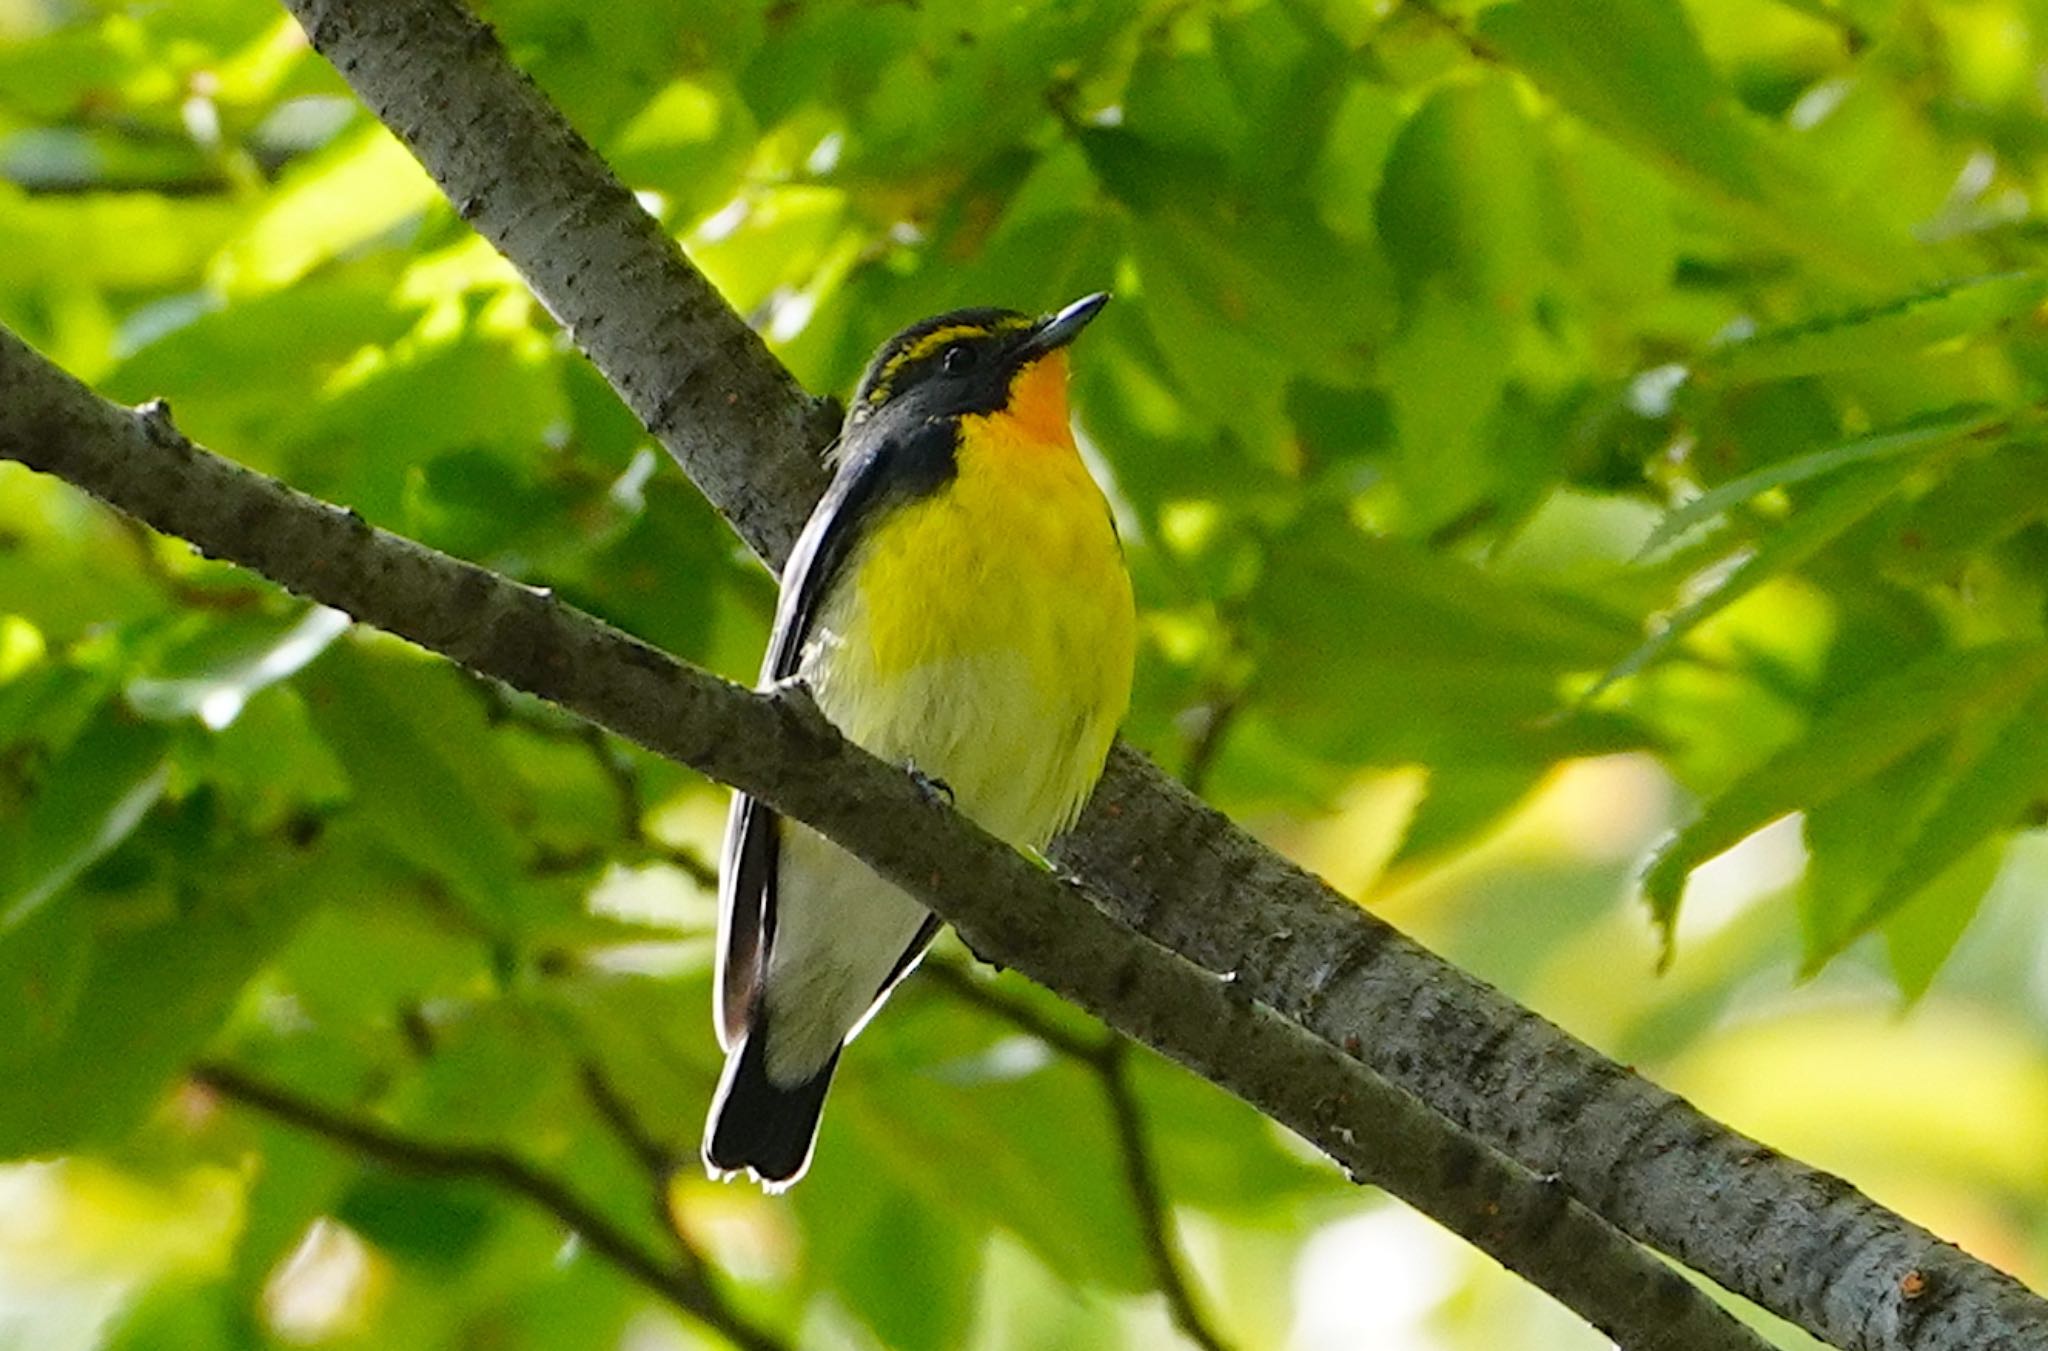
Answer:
715;419;957;1047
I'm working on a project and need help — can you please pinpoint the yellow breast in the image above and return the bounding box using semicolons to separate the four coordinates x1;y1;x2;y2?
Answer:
803;393;1134;847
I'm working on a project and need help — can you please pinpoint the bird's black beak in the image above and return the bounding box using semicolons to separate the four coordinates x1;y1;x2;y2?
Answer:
1019;292;1110;359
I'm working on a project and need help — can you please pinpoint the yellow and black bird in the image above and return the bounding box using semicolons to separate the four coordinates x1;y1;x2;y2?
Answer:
703;294;1134;1190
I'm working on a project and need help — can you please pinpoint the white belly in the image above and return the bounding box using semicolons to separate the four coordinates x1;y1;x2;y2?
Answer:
760;644;1110;1081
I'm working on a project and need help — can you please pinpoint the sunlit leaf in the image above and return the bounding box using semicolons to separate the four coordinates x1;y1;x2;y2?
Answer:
1598;452;1940;692
210;124;440;297
1883;839;2008;1003
126;606;350;728
1645;643;2048;939
298;641;546;933
1640;404;2003;557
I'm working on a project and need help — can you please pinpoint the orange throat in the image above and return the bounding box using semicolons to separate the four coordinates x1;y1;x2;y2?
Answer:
988;352;1074;448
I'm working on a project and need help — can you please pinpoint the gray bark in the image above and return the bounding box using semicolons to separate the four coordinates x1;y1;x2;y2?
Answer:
1059;753;2048;1351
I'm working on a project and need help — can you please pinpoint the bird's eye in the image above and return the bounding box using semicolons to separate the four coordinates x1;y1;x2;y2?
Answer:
940;344;977;375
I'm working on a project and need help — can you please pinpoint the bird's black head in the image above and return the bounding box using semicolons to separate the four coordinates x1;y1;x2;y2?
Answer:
848;293;1109;427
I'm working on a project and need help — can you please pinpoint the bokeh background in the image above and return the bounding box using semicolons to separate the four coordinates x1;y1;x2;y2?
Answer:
5;0;2048;1347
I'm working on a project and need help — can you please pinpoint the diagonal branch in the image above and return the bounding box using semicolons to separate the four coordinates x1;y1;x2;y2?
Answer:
191;1061;787;1351
250;6;2048;1349
2;323;1765;1351
574;1058;715;1281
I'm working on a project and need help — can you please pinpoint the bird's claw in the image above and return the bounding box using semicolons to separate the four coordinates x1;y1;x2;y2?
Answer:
907;762;954;807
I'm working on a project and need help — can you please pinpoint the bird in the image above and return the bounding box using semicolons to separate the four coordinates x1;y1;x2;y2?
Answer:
702;293;1135;1191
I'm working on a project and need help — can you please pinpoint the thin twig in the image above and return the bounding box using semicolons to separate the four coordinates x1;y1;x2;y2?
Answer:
922;960;1102;1060
924;964;1237;1351
573;1058;719;1285
1099;1042;1235;1351
579;1058;678;1181
1398;0;1504;63
193;1061;787;1351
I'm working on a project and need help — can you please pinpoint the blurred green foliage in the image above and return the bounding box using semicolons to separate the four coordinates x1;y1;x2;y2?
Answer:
6;0;2048;1347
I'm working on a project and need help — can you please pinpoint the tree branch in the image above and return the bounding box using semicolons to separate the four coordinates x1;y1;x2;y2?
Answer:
1098;1044;1231;1351
2;325;1766;1351
190;1061;787;1351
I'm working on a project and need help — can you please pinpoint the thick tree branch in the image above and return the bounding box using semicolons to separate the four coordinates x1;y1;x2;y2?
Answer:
2;325;1764;1351
190;1061;787;1351
247;8;2048;1349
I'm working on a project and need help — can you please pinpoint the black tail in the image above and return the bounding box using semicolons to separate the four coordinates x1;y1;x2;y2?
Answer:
703;1019;841;1191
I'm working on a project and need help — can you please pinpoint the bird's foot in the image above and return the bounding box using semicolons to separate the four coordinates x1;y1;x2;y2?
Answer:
907;761;954;807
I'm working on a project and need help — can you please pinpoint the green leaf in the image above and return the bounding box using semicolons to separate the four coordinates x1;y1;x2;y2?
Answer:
1122;3;1350;191
1478;0;1911;285
0;708;169;934
1126;1044;1339;1217
604;77;758;222
209;123;440;297
1390;759;1552;872
1640;405;2004;557
275;323;567;525
298;641;543;932
100;1282;258;1351
1883;442;2048;576
805;981;1154;1296
1800;740;1957;966
1883;839;2008;1003
1597;452;1938;692
1376;75;1550;308
1703;273;2048;385
553;478;732;662
1865;687;2048;931
268;864;500;1028
802;1179;981;1351
1378;283;1516;525
1251;511;1643;764
126;605;350;727
1644;643;2048;940
1479;0;1760;198
0;840;332;1156
0;467;167;643
102;281;415;462
0;184;240;292
0;889;93;1067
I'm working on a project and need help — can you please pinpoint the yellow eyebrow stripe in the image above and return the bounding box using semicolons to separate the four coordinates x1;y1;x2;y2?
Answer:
865;316;1033;403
